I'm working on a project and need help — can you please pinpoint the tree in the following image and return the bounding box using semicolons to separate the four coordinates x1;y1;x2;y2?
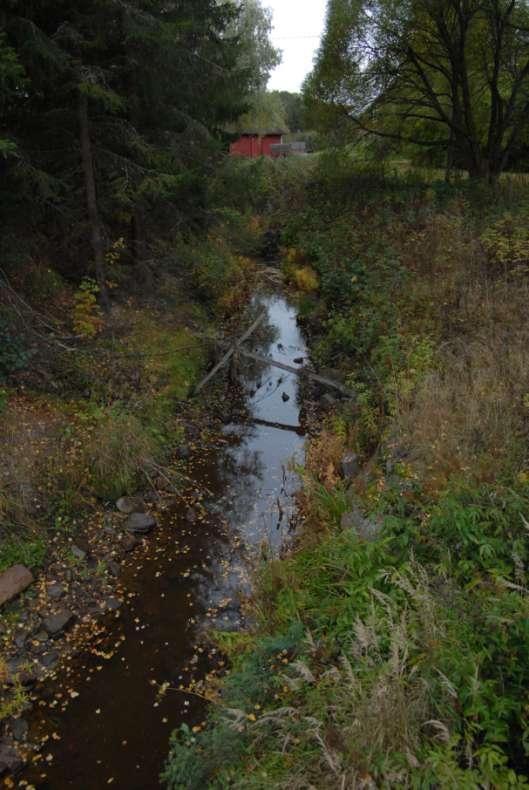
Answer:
272;91;306;132
0;32;25;158
229;0;281;93
1;0;261;296
306;0;529;180
233;90;288;132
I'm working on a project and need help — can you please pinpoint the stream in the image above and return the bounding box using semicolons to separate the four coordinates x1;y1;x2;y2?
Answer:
22;291;309;789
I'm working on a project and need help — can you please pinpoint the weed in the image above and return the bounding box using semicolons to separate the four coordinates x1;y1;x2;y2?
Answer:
72;278;104;339
79;407;161;500
0;536;47;572
0;658;29;724
0;316;31;382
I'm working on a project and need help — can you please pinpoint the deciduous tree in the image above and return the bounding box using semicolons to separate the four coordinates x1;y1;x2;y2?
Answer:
306;0;529;180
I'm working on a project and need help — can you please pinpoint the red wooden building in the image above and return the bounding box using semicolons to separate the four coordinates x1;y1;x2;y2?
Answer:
230;131;285;158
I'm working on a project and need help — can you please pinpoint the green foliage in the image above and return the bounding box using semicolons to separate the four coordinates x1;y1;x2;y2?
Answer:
0;535;47;572
1;0;276;286
228;0;281;93
232;90;288;134
481;212;529;272
0;137;17;158
73;278;104;339
79;80;124;112
0;318;31;382
394;482;529;585
80;407;160;500
0;663;29;724
305;0;529;180
165;481;529;787
165;152;529;789
272;91;305;133
0;31;25;107
312;482;350;527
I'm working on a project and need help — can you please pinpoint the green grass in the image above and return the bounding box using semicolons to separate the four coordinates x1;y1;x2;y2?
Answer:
62;319;207;501
164;482;529;788
0;535;47;572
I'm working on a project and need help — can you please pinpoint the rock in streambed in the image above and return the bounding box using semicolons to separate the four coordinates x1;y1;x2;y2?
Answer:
116;495;145;514
124;512;156;534
0;566;34;608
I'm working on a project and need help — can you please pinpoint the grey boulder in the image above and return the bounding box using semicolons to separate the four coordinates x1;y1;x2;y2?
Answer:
104;596;122;612
116;496;145;514
47;583;65;601
42;610;75;636
125;513;156;534
341;452;359;479
0;739;24;776
10;718;28;742
70;545;86;561
122;533;140;552
0;566;34;608
40;649;59;669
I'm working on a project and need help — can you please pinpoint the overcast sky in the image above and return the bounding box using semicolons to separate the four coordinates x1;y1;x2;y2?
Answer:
266;0;328;93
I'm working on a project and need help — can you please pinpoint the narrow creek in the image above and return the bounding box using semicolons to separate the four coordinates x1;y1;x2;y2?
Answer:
22;291;309;789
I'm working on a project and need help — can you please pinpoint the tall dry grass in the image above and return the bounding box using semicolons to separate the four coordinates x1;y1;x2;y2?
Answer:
0;397;64;529
392;203;529;491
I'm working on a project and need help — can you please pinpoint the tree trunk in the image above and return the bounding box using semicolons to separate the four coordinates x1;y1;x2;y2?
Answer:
445;128;455;183
467;154;502;184
132;207;153;289
79;90;110;311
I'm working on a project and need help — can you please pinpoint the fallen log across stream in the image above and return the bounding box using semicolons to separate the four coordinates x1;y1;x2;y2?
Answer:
234;348;355;399
192;305;355;400
193;325;354;399
193;311;267;394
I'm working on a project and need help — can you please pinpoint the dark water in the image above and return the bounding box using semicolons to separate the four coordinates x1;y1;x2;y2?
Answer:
22;292;308;790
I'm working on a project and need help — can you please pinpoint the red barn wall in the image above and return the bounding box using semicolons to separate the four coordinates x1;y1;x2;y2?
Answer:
261;134;283;157
230;134;283;158
230;135;258;157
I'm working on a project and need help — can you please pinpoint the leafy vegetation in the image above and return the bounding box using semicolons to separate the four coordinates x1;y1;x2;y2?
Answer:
4;0;529;785
0;536;47;573
0;0;278;577
1;0;278;297
305;0;529;181
164;150;529;786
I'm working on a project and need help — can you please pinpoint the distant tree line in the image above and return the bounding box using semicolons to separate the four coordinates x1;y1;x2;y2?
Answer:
231;90;307;134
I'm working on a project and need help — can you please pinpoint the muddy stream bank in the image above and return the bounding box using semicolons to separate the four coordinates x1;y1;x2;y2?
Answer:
19;291;311;789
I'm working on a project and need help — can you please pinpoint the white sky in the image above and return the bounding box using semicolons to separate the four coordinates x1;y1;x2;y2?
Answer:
266;0;328;93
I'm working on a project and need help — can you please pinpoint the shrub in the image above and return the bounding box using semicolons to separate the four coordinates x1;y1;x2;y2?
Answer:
78;407;161;500
165;483;529;788
190;237;257;315
0;658;29;724
72;278;104;339
0;535;47;572
481;212;529;272
0;317;30;382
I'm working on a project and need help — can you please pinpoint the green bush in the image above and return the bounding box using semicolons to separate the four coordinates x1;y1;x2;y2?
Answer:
0;317;31;382
79;407;162;500
0;535;47;572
